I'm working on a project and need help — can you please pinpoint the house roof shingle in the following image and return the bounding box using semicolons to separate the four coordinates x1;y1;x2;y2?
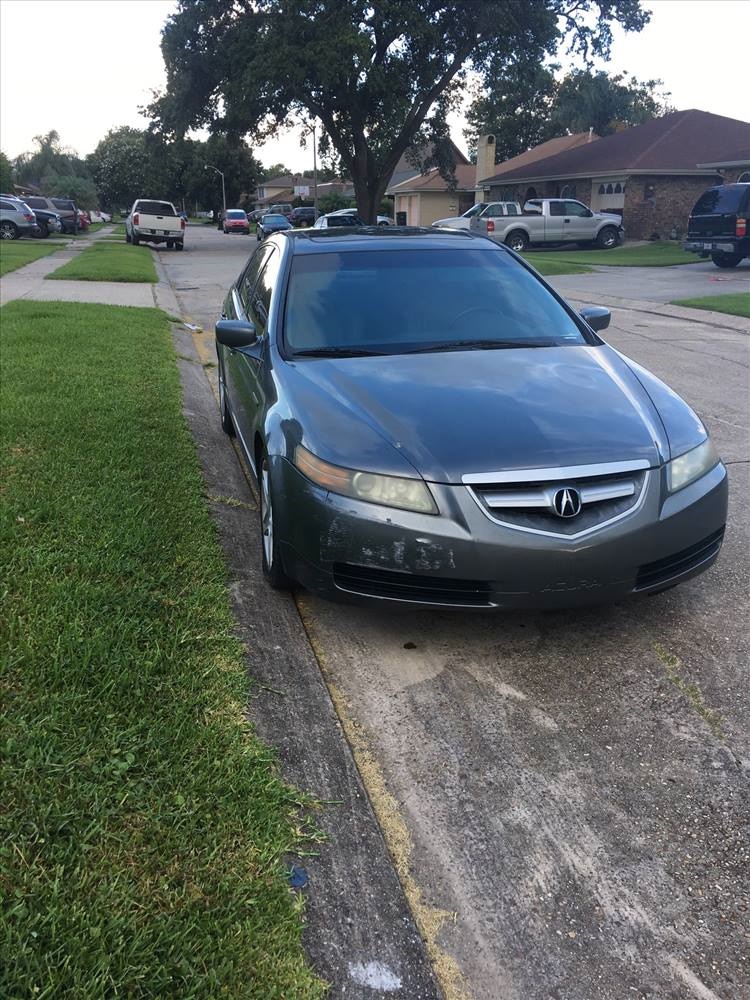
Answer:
386;163;477;195
482;110;750;184
476;132;596;184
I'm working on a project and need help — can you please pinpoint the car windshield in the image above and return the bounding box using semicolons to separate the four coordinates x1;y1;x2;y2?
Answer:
284;248;591;356
135;201;176;216
226;210;246;219
263;215;287;224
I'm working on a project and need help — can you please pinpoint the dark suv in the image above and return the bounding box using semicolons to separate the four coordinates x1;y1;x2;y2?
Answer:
290;206;317;227
683;183;749;268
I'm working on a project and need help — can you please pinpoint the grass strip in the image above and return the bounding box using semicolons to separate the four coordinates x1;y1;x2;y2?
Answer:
0;301;325;999
111;223;126;235
46;242;158;283
526;242;697;267
0;241;63;276
670;293;750;319
522;254;593;276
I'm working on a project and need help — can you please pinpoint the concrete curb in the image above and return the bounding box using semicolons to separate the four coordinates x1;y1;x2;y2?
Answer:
173;328;440;999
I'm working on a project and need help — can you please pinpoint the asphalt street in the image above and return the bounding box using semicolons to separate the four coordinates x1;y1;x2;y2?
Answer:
163;225;749;1000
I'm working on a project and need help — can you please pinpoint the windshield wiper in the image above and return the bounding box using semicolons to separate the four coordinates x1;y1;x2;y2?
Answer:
292;346;385;358
404;339;553;354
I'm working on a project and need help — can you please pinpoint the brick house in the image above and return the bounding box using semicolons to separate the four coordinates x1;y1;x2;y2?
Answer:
478;110;750;240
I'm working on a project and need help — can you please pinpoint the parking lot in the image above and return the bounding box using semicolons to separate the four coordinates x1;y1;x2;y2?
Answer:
164;225;749;1000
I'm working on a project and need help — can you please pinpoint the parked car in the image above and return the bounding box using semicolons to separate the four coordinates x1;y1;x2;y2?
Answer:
682;182;749;268
472;198;624;250
214;227;727;609
329;207;392;226
77;210;90;231
290;206;317;227
125;198;185;250
248;209;265;224
432;201;521;230
257;213;293;240
312;212;364;229
30;208;63;238
0;194;36;239
269;203;293;220
223;209;251;234
23;195;79;234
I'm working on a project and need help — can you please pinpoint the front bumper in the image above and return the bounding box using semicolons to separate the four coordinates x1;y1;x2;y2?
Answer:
275;459;728;609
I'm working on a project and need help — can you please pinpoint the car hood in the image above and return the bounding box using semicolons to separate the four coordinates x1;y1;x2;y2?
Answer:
281;344;669;483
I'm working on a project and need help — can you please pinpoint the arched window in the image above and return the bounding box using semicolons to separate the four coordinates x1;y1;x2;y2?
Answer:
606;183;614;194
560;184;577;199
739;171;750;183
598;184;606;194
524;187;537;202
614;183;622;194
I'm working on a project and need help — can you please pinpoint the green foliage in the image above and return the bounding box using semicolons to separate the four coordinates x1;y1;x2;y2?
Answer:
550;70;674;136
43;173;99;206
88;127;171;212
318;191;354;213
262;162;291;180
13;131;98;208
0;151;14;193
150;0;651;222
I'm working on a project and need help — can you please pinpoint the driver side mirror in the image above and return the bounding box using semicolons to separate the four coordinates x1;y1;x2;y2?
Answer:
215;318;257;348
580;306;611;332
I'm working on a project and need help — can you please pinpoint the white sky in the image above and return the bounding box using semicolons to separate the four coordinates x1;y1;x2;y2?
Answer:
1;0;748;173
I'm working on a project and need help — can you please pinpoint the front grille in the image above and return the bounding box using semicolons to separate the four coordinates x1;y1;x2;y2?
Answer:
635;527;725;591
333;562;493;606
467;468;648;537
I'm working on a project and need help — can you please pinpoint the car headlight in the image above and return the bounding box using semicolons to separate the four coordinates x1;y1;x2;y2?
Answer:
294;445;437;514
667;437;720;493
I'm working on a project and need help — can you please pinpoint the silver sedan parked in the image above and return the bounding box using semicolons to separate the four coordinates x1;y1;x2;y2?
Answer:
215;228;727;610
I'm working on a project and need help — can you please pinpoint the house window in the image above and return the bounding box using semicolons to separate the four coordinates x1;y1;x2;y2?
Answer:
560;184;577;199
605;183;613;194
614;183;622;194
598;184;606;194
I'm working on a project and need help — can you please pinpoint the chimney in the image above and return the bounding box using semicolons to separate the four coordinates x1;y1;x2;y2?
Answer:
476;134;496;190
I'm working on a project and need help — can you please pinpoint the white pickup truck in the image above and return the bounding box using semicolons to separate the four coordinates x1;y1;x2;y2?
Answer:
432;201;521;230
471;198;624;251
126;199;185;250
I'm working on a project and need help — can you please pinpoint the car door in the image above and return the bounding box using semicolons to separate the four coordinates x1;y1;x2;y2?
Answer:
563;200;595;241
222;244;274;437
545;200;567;240
230;247;283;451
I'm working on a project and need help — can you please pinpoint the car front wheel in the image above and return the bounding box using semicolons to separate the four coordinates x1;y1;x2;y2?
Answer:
504;230;529;252
597;226;619;249
259;452;292;589
0;221;19;240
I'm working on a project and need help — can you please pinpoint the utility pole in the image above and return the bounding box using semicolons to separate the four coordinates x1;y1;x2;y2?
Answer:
205;164;226;218
301;121;318;219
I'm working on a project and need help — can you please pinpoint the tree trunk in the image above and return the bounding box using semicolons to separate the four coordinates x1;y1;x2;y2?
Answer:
352;163;388;225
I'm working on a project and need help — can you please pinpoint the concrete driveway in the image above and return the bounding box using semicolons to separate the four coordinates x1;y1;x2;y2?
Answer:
548;255;749;305
162;226;749;1000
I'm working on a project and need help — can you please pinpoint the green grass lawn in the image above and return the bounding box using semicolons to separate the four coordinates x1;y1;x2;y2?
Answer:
671;293;750;318
0;240;63;276
1;300;325;999
111;223;126;235
526;242;697;268
522;254;593;276
47;242;158;282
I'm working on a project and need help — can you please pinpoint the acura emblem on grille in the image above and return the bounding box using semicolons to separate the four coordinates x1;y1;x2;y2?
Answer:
553;487;582;518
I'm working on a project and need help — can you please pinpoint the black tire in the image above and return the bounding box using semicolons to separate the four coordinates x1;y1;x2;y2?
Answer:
258;450;292;589
166;239;174;249
132;232;140;246
596;226;619;249
218;373;235;437
175;241;184;251
0;221;19;240
504;229;529;252
32;222;49;239
125;229;132;243
711;252;742;268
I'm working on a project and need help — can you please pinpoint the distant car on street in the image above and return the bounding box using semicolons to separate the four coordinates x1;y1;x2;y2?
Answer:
312;212;364;229
30;208;63;238
223;209;251;235
290;206;317;227
471;198;624;251
269;203;294;220
432;201;521;230
257;213;293;240
683;182;750;268
126;198;186;250
329;207;392;226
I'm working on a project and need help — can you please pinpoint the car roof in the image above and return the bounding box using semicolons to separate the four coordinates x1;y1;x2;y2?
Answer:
276;226;503;254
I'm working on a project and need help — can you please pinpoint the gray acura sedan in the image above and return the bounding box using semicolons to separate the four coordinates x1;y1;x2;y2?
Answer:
215;228;727;609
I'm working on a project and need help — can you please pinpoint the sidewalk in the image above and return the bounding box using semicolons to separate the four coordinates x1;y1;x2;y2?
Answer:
0;228;180;315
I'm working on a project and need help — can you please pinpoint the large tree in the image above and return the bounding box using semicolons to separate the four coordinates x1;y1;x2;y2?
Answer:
550;69;673;136
0;151;14;193
149;0;650;223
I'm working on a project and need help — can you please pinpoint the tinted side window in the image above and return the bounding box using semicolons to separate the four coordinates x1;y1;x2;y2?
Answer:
0;199;17;210
549;202;566;216
505;204;519;216
485;205;505;217
692;186;746;215
25;197;47;208
251;250;281;335
239;244;273;311
51;199;74;210
565;201;590;217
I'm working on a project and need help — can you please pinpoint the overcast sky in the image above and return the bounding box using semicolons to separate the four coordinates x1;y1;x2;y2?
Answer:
2;0;748;174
